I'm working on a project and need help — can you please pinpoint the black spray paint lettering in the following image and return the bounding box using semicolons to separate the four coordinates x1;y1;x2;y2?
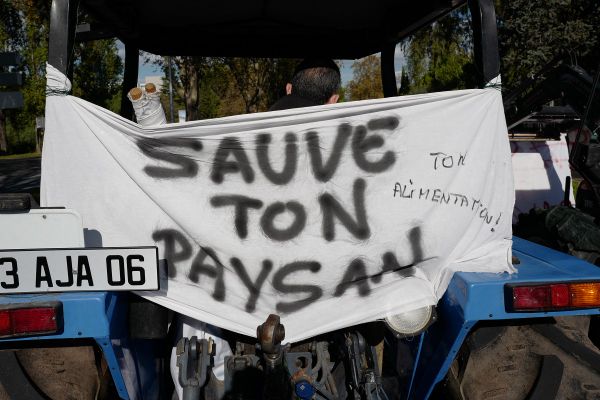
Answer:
151;226;430;314
272;261;322;313
188;247;226;301
430;152;467;170
334;259;371;297
210;195;263;239
137;138;202;179
319;178;370;241
305;124;352;182
352;117;399;173
256;133;298;185
141;116;400;183
211;178;369;242
371;227;424;283
230;258;273;313
152;229;193;277
260;201;307;241
370;252;415;283
211;137;255;184
393;181;502;230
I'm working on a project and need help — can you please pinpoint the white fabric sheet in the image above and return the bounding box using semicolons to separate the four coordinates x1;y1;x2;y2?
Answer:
42;64;515;342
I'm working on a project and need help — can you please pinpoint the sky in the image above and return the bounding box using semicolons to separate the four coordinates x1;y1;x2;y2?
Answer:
117;41;406;88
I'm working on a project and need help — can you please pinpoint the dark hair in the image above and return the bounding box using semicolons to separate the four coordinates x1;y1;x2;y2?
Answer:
290;59;341;104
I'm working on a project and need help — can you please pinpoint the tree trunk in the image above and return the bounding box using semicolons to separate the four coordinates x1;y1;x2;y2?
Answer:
177;57;200;121
185;67;199;121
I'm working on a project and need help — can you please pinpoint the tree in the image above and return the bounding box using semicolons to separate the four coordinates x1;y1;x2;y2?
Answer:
0;0;24;153
398;68;410;95
346;55;383;101
401;7;476;94
151;56;297;119
0;0;50;154
1;1;123;154
223;58;297;113
72;39;123;112
497;0;600;91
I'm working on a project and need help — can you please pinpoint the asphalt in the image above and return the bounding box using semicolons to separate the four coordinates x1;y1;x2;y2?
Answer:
0;157;41;193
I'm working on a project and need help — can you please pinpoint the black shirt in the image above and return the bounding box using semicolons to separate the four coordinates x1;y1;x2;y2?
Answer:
269;94;319;111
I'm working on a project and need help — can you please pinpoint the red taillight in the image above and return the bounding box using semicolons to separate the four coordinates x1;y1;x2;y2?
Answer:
0;311;10;334
509;282;600;311
0;304;62;338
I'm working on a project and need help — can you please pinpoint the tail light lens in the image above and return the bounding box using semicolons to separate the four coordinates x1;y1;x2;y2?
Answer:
0;303;62;338
507;282;600;312
570;283;600;307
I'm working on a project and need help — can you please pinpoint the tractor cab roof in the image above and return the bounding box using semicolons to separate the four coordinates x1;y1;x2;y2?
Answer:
79;0;466;58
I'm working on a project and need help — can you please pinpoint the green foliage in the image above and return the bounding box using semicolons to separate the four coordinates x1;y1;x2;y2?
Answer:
223;57;298;113
5;118;36;153
497;0;600;90
402;7;476;94
152;56;298;119
346;55;383;101
0;0;23;49
400;0;600;95
72;39;123;112
398;68;410;95
0;1;124;154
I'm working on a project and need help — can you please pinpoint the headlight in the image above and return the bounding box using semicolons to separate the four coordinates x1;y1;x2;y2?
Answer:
384;305;435;337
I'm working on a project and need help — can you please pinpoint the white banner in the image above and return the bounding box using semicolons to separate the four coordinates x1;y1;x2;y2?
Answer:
41;65;514;342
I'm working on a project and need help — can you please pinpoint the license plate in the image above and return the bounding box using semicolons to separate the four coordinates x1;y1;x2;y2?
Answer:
0;247;159;293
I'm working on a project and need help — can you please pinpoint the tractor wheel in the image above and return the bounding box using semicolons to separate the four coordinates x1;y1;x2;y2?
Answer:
0;345;119;400
444;316;600;400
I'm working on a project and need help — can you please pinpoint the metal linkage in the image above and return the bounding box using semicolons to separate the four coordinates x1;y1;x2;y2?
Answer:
257;314;291;400
287;341;339;400
176;336;214;400
345;332;389;400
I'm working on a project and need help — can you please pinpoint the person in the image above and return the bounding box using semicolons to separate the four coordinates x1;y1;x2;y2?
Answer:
269;58;341;111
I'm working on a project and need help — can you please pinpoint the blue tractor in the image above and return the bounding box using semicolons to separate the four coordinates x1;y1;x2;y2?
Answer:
1;0;599;399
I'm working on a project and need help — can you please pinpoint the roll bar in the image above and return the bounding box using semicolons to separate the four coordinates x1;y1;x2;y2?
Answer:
48;0;500;111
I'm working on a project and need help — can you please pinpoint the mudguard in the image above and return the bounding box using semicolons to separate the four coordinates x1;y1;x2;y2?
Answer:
404;236;600;400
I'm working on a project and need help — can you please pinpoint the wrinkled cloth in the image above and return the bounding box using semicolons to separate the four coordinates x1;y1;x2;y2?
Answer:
42;64;515;343
128;88;167;126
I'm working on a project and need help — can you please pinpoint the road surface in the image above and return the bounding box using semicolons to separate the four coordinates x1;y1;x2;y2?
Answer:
0;156;41;193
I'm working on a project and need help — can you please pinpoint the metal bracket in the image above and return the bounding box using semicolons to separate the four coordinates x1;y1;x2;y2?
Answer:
176;336;214;400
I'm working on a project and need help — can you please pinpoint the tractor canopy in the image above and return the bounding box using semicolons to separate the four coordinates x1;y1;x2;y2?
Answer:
77;0;466;58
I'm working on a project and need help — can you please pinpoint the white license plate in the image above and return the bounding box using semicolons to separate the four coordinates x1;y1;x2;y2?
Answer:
0;247;159;293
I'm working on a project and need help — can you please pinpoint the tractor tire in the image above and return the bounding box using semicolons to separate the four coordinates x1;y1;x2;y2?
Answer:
444;316;600;400
0;345;119;400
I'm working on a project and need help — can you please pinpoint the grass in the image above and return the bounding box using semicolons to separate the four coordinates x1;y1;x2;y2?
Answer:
0;151;41;160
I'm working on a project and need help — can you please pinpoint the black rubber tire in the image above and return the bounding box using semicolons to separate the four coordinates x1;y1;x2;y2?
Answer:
443;316;600;400
0;346;114;400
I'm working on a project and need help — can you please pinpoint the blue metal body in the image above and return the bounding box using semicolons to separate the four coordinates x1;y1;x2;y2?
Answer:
405;237;600;400
1;236;600;400
0;291;159;400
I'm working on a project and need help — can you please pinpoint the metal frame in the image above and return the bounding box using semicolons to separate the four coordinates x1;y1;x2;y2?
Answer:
48;0;79;79
49;0;139;119
405;237;600;399
0;292;133;399
381;43;397;97
468;0;500;86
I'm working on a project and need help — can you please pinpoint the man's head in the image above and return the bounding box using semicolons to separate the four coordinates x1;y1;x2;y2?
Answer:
286;58;341;105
